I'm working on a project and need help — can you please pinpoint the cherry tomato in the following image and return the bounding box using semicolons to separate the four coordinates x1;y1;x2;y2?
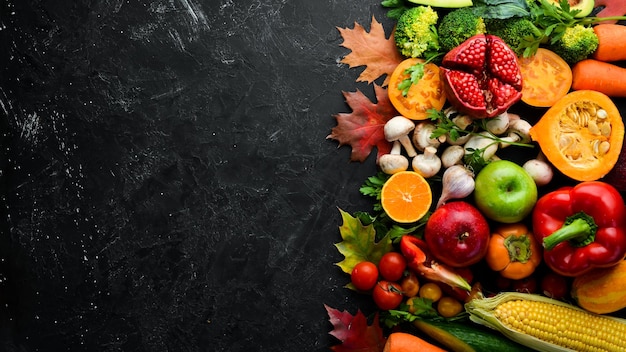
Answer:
541;271;569;300
351;261;378;291
495;274;512;291
372;281;403;310
437;296;463;318
419;282;443;302
400;272;420;297
378;252;407;282
512;275;538;293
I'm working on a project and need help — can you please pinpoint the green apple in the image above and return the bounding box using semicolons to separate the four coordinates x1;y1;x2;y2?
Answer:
474;160;537;223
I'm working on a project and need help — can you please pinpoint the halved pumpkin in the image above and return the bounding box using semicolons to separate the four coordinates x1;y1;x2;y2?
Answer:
529;90;625;181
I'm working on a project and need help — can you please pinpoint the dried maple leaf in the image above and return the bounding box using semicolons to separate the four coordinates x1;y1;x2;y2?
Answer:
327;84;397;163
325;304;386;352
338;16;404;87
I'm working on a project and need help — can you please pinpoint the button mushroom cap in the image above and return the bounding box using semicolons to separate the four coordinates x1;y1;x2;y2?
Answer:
412;121;442;152
499;116;532;148
379;141;409;174
384;115;417;157
412;146;441;178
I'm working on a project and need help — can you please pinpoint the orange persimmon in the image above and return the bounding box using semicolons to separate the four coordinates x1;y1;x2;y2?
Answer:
387;58;446;120
485;223;542;280
517;48;572;107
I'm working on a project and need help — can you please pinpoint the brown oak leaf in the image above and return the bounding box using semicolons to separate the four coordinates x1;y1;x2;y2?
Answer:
325;304;386;352
338;16;404;87
328;84;397;162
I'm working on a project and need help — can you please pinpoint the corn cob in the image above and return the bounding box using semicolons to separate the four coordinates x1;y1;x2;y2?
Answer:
465;292;626;352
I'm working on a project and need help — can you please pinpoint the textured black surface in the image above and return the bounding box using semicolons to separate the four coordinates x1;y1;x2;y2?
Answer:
0;0;391;350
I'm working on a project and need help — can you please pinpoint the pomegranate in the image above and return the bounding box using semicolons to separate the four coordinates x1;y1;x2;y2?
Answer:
440;34;523;118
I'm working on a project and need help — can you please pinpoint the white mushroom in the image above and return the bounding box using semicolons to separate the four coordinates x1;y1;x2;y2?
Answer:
412;121;444;151
379;141;409;175
464;131;498;160
384;116;417;157
412;146;441;178
499;117;532;148
523;152;554;186
443;108;473;145
441;145;465;168
486;112;511;136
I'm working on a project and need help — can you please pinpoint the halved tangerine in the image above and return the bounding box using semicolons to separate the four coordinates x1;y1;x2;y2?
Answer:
381;171;432;223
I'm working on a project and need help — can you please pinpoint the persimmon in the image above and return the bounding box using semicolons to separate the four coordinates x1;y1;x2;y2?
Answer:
387;58;446;120
485;223;542;280
517;48;572;107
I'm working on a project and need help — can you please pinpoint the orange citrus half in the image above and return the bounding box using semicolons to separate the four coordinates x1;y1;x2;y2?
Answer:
381;171;432;223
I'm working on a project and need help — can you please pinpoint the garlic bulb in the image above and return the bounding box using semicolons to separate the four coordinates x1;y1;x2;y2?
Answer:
436;165;475;208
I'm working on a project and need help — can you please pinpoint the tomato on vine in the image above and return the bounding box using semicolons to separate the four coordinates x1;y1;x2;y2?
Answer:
372;281;403;310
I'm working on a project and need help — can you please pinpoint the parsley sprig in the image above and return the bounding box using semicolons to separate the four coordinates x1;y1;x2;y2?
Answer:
427;108;534;173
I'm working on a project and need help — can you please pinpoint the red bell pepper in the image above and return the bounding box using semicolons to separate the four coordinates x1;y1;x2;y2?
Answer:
532;181;626;277
399;235;471;291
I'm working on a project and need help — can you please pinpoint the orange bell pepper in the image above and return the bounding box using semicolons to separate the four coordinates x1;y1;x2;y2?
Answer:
485;223;542;280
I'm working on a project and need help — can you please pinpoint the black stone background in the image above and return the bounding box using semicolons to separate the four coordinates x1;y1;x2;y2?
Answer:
2;1;626;351
0;0;393;351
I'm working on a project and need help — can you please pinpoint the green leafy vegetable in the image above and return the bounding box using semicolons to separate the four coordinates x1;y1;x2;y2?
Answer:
381;0;410;20
472;0;531;19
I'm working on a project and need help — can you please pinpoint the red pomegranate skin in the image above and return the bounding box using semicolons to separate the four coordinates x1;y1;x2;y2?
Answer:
441;34;523;118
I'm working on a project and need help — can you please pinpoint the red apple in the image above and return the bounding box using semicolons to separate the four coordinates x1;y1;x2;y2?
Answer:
424;201;490;267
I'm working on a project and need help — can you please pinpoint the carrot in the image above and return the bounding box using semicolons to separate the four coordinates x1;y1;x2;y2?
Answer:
571;59;626;98
592;24;626;62
383;332;447;352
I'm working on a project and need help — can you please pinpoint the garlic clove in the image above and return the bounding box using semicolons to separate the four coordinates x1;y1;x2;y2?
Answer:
436;165;475;208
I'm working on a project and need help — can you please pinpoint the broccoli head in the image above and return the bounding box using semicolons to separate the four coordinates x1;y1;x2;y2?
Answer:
548;24;598;64
485;17;542;56
438;7;486;52
394;6;439;58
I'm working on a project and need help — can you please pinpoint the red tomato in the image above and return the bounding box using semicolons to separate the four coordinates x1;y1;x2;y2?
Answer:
378;252;407;282
351;261;378;291
372;281;403;310
400;272;420;298
512;275;538;293
541;271;569;300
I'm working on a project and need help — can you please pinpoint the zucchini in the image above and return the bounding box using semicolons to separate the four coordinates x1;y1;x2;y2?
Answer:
413;319;533;352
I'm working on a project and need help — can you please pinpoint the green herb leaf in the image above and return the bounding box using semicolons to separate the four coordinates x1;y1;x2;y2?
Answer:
472;0;530;19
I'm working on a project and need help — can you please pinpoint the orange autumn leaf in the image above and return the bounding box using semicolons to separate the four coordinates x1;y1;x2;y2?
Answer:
328;84;397;162
338;16;404;87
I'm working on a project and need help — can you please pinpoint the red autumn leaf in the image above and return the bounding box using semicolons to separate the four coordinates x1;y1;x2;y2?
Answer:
327;84;396;162
325;304;386;352
338;16;404;87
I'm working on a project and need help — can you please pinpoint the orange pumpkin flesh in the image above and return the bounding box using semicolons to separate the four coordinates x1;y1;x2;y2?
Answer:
529;90;625;181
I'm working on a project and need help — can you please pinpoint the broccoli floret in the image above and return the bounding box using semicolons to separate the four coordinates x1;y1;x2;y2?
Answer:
548;24;598;64
394;6;439;58
438;7;487;52
485;17;543;56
